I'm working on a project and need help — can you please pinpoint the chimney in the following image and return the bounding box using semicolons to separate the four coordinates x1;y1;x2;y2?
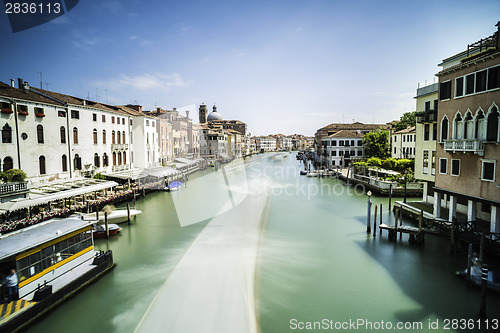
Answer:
17;78;23;89
10;79;14;87
496;21;500;50
83;100;86;106
23;81;30;91
186;110;190;119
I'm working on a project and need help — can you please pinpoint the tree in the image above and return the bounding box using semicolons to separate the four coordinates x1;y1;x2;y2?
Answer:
0;169;27;183
394;111;417;131
363;129;390;158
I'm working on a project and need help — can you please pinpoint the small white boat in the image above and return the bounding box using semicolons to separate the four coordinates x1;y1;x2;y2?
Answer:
306;171;319;177
79;207;142;224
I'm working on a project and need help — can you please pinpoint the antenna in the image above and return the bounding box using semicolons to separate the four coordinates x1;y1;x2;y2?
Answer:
34;71;42;89
87;91;90;99
43;82;51;90
95;88;100;102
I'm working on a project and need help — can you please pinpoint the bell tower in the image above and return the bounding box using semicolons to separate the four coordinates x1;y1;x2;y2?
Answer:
199;103;207;124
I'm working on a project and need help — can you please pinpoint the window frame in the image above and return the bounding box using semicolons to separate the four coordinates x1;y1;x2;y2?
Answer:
451;159;460;176
481;159;496;182
439;158;448;174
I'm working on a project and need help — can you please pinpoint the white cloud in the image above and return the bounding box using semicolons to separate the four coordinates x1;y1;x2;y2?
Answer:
94;73;192;92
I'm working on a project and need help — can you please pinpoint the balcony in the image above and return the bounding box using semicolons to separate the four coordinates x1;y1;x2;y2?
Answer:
112;165;130;172
0;181;29;202
443;139;484;156
416;110;437;124
111;144;128;151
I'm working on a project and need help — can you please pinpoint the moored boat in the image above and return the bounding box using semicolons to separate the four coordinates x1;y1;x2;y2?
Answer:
165;180;182;191
456;257;500;292
93;224;122;238
78;207;142;224
306;171;319;177
300;170;308;175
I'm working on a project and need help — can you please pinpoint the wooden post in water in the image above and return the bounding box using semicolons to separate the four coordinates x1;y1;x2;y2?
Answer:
96;209;99;221
105;212;109;239
133;189;136;208
388;184;392;211
366;195;372;233
479;264;488;318
479;232;485;263
466;243;473;286
373;205;378;237
127;203;131;225
451;216;456;252
379;203;383;225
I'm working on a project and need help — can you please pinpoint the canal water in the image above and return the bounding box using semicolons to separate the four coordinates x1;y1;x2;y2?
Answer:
26;153;500;333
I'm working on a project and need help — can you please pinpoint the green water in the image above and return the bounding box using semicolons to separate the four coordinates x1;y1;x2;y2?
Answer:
25;154;500;333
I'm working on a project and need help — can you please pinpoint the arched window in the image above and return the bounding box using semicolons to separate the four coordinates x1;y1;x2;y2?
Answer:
103;153;108;167
39;156;46;175
441;116;449;141
37;124;44;143
486;106;499;142
62;154;67;172
112;152;116;166
453;113;463;139
60;126;66;144
112;131;115;144
475;110;486;140
123;152;127;165
103;130;106;144
117;131;121;144
3;157;13;171
93;129;98;144
74;154;81;170
122;131;126;143
2;124;12;143
73;127;78;144
464;111;474;139
117;152;122;165
94;153;100;167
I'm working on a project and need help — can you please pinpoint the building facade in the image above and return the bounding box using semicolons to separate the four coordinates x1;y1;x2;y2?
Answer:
391;126;416;159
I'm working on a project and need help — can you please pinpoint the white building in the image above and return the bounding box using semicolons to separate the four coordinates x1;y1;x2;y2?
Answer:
321;130;364;168
391;126;416;159
257;136;276;152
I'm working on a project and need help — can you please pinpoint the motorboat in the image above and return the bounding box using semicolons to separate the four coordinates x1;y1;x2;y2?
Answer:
456;257;500;292
165;180;182;191
78;206;142;224
300;170;308;175
306;171;319;177
93;224;122;238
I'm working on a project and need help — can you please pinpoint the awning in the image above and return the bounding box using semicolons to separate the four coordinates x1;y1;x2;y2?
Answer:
0;179;118;214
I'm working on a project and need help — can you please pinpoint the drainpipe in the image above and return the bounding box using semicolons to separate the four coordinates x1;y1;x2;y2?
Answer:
66;106;72;178
9;99;21;170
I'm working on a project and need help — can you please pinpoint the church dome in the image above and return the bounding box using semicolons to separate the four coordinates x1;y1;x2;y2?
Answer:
207;105;223;121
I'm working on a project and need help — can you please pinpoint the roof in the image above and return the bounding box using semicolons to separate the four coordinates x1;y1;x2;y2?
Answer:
437;50;500;76
325;130;364;138
0;215;92;261
0;82;61;106
319;122;389;132
393;126;416;134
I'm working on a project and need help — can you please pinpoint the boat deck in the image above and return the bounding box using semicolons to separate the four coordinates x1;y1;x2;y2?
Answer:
0;299;36;325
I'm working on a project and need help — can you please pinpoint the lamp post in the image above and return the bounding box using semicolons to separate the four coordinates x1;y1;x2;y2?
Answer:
367;190;372;233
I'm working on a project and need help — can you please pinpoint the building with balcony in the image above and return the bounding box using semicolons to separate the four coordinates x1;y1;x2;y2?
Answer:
433;22;500;235
414;82;438;202
321;130;364;168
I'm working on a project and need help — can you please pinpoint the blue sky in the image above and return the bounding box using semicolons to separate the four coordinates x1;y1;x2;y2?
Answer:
0;0;499;135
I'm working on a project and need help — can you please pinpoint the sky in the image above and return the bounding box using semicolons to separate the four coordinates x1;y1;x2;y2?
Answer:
0;0;499;136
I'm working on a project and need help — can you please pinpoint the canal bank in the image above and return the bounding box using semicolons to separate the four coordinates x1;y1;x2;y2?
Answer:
21;153;500;333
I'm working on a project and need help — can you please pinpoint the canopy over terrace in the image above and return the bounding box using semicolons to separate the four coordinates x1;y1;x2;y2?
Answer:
103;166;179;181
0;179;118;215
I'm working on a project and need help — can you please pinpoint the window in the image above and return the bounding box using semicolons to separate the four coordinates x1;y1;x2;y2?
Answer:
465;74;475;95
2;124;12;143
431;151;436;175
112;116;115;124
425;101;431;111
3;157;13;171
37;124;44;143
34;107;44;116
339;140;344;146
146;120;149;126
123;152;127;164
423;150;429;174
455;77;464;97
440;81;451;100
103;153;109;167
58;110;66;117
432;124;437;141
130;119;133;126
403;135;406;142
439;158;447;174
92;129;98;144
441;116;449;141
74;154;82;170
122;118;125;125
476;70;487;93
117;131;121;144
71;110;79;119
15;104;26;113
103;130;106;144
331;151;337;156
73;127;78;144
102;115;106;122
357;150;362;156
112;152;116;166
122;131;126;143
487;66;499;90
433;99;438;112
62;155;67;172
118;152;122;165
60;126;66;144
481;160;495;181
332;140;337;146
394;136;397;142
93;113;97;121
112;131;115;144
451;159;460;176
486;107;499;142
94;153;100;167
39;156;46;175
357;140;362;146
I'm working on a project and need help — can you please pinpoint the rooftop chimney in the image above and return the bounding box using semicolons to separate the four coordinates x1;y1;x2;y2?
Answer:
17;78;23;89
186;110;190;119
10;79;14;87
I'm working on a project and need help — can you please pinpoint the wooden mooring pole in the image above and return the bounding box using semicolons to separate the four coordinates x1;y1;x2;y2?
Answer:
133;189;136;208
105;212;109;239
451;217;456;252
127;203;131;225
466;243;473;286
479;264;488;318
373;205;378;237
479;232;485;263
388;184;392;211
366;196;372;233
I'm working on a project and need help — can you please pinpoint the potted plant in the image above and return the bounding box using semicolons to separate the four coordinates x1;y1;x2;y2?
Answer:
35;112;45;117
18;110;29;116
1;107;13;114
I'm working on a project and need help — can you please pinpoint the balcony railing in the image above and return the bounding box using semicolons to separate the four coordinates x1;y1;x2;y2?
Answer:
111;144;128;151
443;139;484;155
416;110;437;123
0;181;28;196
112;165;130;172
